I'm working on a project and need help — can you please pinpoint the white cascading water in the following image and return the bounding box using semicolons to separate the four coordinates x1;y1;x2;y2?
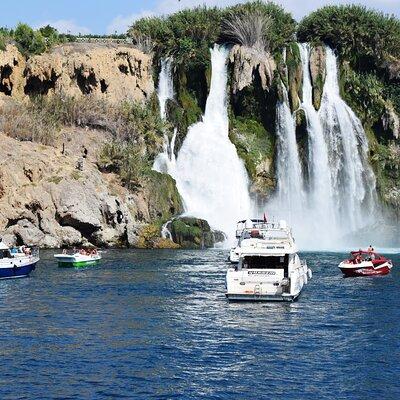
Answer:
276;83;304;216
271;44;377;249
319;46;376;236
153;58;177;175
270;82;305;231
298;43;337;246
174;45;251;239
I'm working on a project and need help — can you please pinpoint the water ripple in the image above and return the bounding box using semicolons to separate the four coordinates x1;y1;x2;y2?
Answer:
0;249;398;399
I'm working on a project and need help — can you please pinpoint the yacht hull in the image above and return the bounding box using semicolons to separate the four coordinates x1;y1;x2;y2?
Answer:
226;293;299;302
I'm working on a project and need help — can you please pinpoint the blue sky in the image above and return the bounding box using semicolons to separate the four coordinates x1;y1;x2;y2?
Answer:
1;0;399;35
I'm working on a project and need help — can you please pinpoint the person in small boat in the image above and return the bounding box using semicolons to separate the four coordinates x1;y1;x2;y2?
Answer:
370;248;376;260
367;245;373;253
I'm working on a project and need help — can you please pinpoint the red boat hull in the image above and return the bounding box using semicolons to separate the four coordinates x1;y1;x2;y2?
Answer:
340;265;391;277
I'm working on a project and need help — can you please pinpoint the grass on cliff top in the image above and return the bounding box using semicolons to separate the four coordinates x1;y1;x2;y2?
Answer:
0;95;165;150
297;5;400;74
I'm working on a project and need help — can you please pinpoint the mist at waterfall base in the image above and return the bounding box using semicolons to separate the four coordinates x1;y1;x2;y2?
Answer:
172;45;252;240
266;44;379;250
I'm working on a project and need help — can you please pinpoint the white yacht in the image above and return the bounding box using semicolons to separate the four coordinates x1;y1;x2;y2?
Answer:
225;220;312;301
229;219;264;263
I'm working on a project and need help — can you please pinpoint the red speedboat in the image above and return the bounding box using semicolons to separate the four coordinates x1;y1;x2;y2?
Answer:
338;251;393;277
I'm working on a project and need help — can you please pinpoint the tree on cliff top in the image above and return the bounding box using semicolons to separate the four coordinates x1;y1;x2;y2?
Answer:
14;23;47;56
130;6;222;69
297;5;400;73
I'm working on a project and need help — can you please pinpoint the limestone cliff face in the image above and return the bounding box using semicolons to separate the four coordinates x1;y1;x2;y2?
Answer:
229;45;276;94
309;46;326;110
0;132;181;248
0;45;25;100
0;132;134;247
0;43;154;103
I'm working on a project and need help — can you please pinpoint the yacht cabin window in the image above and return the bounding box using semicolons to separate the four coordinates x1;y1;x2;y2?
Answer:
241;255;288;269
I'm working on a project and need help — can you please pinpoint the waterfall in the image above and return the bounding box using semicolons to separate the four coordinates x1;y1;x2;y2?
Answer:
318;46;377;237
153;58;177;175
174;45;251;239
298;43;337;245
271;43;377;249
274;83;305;214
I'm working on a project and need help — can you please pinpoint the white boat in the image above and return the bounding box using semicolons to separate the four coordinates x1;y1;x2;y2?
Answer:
225;220;312;301
54;250;101;268
0;239;39;279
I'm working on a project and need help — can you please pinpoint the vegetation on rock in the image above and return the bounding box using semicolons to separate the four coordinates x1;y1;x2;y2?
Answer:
229;116;275;195
169;217;223;249
221;1;295;55
297;5;400;73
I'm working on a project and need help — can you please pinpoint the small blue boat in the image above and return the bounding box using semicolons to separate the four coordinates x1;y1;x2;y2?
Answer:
0;239;39;279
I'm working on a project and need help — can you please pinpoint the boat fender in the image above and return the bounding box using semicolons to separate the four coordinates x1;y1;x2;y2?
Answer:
307;269;312;279
280;278;289;287
13;264;18;275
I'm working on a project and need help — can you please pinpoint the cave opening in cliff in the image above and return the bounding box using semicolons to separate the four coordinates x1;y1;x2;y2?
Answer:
100;79;108;93
119;65;129;75
24;69;59;96
0;65;13;96
76;69;97;94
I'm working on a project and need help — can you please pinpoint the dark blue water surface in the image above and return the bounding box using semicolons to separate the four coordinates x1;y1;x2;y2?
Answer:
0;249;399;399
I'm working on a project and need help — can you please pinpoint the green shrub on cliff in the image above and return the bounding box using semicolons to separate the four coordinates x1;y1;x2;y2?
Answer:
340;66;386;124
0;28;12;51
297;5;400;72
14;23;47;56
130;6;222;70
99;141;149;189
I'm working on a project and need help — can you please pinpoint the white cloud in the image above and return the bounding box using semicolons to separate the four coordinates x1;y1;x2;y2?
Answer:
106;0;400;34
106;0;239;34
36;19;91;35
106;11;154;34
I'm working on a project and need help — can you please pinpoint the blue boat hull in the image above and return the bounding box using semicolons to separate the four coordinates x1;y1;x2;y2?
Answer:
0;262;37;279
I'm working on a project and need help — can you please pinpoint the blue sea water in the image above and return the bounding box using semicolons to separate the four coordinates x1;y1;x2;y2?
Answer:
0;249;399;400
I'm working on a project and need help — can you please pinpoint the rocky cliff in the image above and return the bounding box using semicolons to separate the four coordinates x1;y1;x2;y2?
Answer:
0;129;183;248
0;43;154;104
